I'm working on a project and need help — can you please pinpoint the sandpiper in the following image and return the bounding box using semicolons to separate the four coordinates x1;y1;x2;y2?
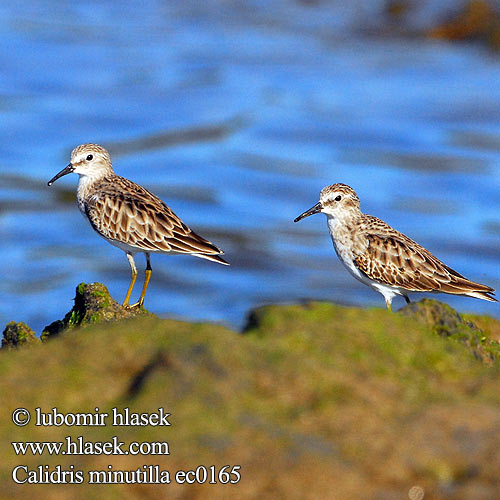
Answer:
48;143;228;308
294;183;497;310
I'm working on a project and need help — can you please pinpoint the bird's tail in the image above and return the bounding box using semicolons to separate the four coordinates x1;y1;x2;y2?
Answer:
443;276;498;302
463;289;498;302
193;252;229;265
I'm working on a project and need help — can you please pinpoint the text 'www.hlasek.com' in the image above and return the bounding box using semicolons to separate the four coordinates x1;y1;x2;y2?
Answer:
10;407;241;485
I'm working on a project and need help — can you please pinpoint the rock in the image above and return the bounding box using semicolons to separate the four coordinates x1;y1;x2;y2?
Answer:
1;298;500;498
2;321;39;349
400;298;497;364
41;282;151;340
399;298;468;336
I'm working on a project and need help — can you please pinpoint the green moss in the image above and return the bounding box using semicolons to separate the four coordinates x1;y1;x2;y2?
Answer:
89;313;100;323
41;282;152;340
400;298;499;365
1;296;499;498
2;321;39;349
68;309;81;325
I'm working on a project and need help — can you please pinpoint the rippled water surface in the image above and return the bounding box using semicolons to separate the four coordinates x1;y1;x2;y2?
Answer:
2;1;500;332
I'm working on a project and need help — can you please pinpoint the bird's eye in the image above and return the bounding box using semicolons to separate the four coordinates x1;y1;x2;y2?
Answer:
86;154;93;161
334;195;342;202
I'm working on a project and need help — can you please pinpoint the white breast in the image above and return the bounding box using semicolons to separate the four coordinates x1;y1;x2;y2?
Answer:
77;175;94;214
326;215;405;303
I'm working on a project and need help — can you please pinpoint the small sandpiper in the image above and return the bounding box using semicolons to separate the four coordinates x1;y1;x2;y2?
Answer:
48;143;228;308
294;183;497;310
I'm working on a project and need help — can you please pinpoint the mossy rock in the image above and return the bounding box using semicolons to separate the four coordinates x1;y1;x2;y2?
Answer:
399;299;499;364
1;321;39;349
1;298;500;498
41;282;151;340
246;299;500;366
400;299;469;334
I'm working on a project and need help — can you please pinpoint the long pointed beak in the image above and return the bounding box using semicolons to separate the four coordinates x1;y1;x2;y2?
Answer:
47;164;75;186
294;202;322;222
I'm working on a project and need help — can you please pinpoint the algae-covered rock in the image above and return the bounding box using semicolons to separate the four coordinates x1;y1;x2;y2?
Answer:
1;299;500;499
1;321;39;349
400;299;467;336
400;298;499;364
41;282;151;340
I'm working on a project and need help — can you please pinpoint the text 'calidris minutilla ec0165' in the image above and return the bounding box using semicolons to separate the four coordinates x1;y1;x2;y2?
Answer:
48;144;228;308
294;183;497;311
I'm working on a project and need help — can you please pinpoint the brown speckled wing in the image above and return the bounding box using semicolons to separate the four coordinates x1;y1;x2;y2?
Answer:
354;216;495;299
84;176;227;263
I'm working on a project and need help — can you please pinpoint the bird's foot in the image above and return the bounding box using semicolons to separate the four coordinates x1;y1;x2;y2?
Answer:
122;301;145;310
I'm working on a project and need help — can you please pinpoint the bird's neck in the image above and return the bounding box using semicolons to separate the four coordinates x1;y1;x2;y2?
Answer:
77;173;110;201
76;173;114;217
326;212;362;259
326;212;358;236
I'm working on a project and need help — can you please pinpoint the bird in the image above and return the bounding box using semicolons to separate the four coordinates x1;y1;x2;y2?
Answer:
294;183;497;311
48;143;228;308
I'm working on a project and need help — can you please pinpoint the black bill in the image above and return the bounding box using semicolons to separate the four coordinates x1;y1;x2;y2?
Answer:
294;202;322;222
47;164;75;186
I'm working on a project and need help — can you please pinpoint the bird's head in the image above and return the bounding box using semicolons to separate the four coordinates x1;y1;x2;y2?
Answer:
294;183;361;223
48;143;113;186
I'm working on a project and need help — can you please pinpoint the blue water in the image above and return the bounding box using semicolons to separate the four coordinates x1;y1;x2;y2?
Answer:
1;1;500;333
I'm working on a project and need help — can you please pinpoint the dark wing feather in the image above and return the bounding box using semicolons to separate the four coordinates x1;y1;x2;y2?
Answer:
354;229;495;300
84;176;228;264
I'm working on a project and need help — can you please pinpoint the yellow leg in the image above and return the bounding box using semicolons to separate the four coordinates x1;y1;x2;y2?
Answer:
132;253;152;309
123;253;138;308
385;298;392;312
137;269;152;307
137;253;153;307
